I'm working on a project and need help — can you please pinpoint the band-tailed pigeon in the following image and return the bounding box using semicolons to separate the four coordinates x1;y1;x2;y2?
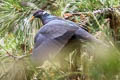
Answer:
30;10;100;65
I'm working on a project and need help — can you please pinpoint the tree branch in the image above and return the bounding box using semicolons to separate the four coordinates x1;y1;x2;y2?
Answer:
71;7;120;16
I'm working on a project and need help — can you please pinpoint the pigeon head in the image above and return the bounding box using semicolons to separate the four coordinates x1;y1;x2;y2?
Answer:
33;10;47;18
30;10;58;24
30;10;48;21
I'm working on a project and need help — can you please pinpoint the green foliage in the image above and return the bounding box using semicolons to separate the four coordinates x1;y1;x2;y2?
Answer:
0;0;120;80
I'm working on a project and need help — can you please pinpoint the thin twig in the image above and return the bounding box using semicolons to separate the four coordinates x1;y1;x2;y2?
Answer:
0;45;17;59
17;54;31;61
91;12;103;30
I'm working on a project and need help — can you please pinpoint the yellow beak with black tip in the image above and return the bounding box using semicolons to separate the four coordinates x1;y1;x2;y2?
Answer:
30;16;35;21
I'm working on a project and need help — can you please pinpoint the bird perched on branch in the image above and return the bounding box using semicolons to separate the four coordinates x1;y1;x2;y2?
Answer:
30;10;101;66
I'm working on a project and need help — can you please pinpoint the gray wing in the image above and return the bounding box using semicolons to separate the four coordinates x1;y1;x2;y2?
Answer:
34;20;78;48
75;28;100;43
31;31;75;65
35;20;78;39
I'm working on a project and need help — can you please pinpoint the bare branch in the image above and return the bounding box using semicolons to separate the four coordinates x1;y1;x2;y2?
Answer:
71;7;120;16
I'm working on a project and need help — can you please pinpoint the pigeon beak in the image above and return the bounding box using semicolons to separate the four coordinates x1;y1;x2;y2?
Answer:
30;16;35;21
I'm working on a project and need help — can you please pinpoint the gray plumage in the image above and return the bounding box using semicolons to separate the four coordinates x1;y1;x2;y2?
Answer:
31;10;100;65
